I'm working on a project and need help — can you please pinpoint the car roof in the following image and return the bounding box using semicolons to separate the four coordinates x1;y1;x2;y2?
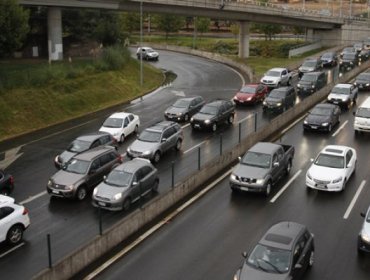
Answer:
334;83;352;88
320;145;349;156
176;96;202;102
271;86;293;93
268;67;286;72
206;99;230;107
249;142;282;154
313;103;337;110
304;71;324;77
107;112;131;119
259;221;306;250
0;194;15;206
76;133;111;142
73;146;116;161
114;158;152;173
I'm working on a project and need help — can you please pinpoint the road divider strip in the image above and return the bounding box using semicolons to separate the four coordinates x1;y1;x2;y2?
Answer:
0;242;25;259
270;170;302;203
343;180;366;219
83;168;233;280
183;141;207;154
332;120;348;137
20;191;47;205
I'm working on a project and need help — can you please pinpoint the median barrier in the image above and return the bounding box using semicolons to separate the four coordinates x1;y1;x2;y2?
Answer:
33;51;370;280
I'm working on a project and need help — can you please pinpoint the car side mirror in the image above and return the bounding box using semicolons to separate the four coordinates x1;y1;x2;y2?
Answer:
238;156;241;162
273;162;279;167
347;163;352;168
132;181;138;187
310;158;314;162
361;212;366;218
103;175;107;181
242;252;248;258
89;169;96;175
294;263;303;270
161;138;167;142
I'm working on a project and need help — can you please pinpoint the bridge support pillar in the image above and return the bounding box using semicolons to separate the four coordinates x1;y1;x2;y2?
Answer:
238;21;250;58
47;7;63;61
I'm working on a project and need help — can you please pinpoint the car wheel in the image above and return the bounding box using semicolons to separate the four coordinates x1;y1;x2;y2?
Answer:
228;114;234;124
122;198;131;211
212;123;217;132
341;179;347;191
353;160;357;174
120;134;125;143
288;78;292;86
277;82;281;88
285;160;292;175
328;123;332;132
175;139;182;151
134;125;139;134
7;225;24;245
76;186;87;201
0;189;10;196
153;151;161;163
308;250;314;267
152;179;159;193
184;114;189;122
265;181;272;197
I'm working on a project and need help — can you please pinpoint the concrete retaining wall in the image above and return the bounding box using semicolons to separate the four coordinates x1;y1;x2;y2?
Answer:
289;41;322;58
33;51;370;280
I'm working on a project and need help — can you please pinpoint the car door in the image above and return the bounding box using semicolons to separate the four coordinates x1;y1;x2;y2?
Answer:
334;106;341;124
122;117;130;136
139;166;155;193
0;206;15;242
271;152;282;182
345;149;355;177
281;70;288;84
86;158;102;188
161;128;173;152
291;241;305;279
350;85;358;101
130;171;142;203
292;233;312;279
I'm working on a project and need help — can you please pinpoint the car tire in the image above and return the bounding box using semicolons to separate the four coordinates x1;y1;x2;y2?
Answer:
288;78;292;86
265;181;272;197
228;114;234;124
120;134;125;143
285;160;292;176
7;225;24;245
76;186;87;201
328;124;332;132
184;114;189;122
152;179;159;193
341;179;347;191
212;123;217;132
153;151;161;163
175;139;182;151
122;198;131;211
308;250;314;267
134;125;139;134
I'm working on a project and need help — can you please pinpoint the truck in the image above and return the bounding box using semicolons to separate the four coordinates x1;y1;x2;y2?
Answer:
229;142;295;196
260;67;293;88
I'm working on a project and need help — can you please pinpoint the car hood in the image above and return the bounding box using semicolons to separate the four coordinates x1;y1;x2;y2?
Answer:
59;150;77;164
166;106;187;115
147;51;159;57
305;114;331;124
321;58;333;62
129;139;159;152
238;265;289;280
265;97;283;104
235;93;256;100
99;126;120;136
328;93;349;101
299;66;315;72
299;80;314;87
192;113;215;121
95;182;129;200
355;79;370;84
233;164;270;179
308;164;344;181
261;76;279;82
51;170;85;186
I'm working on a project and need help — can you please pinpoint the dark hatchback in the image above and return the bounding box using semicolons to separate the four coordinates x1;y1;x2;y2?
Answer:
303;103;341;132
358;49;370;62
233;84;268;105
297;71;327;96
319;52;338;67
164;96;205;122
354;72;370;90
54;133;117;169
0;170;14;195
340;53;359;71
262;87;296;113
234;221;315;280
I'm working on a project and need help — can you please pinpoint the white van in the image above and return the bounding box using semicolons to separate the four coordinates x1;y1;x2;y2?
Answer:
354;96;370;134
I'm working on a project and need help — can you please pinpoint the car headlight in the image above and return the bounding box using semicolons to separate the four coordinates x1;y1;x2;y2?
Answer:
332;177;343;184
322;122;329;126
165;111;168;115
366;83;370;86
311;85;316;89
233;97;238;101
127;147;131;153
306;172;312;180
65;185;74;191
230;174;238;180
304;120;308;124
354;82;357;86
361;232;370;243
113;193;122;200
190;117;194;122
350;62;353;65
177;112;183;116
93;188;98;196
54;155;60;163
297;83;301;88
233;274;240;280
256;179;265;184
48;180;53;187
340;61;343;64
276;102;282;106
142;150;151;156
263;101;267;105
247;97;252;101
204;119;211;124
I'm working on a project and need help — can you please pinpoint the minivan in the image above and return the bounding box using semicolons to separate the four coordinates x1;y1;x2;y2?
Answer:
353;96;370;134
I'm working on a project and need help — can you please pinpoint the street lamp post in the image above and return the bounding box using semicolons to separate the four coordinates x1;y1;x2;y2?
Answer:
140;1;143;88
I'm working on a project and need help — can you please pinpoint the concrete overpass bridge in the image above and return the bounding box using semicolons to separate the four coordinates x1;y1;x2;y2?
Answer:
19;0;370;60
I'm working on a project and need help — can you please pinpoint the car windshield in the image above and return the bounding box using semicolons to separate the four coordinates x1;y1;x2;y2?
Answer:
240;86;257;94
241;152;271;168
146;49;155;53
103;118;123;128
269;90;286;99
247;244;290;274
356;107;370;118
172;99;190;108
68;139;91;153
266;71;280;77
63;159;90;174
321;53;332;59
311;107;332;116
138;130;161;143
331;87;350;95
314;154;344;169
199;105;218;115
302;61;317;67
301;74;316;82
105;170;132;187
343;53;356;60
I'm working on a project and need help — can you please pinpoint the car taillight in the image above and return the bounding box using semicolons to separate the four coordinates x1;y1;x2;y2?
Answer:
23;207;29;215
10;175;14;185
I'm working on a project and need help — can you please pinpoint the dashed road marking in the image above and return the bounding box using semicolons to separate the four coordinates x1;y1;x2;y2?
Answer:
270;170;302;203
343;180;366;220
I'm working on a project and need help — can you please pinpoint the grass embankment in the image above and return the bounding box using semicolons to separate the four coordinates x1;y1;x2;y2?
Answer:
0;57;163;141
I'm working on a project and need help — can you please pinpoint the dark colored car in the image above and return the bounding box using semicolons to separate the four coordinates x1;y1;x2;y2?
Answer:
47;146;122;200
354;72;370;90
0;170;14;195
262;86;296;113
297;71;327;96
303;103;341;132
358;49;370;63
340;52;359;71
353;42;364;53
164;96;205;122
92;158;159;211
233;84;268;105
358;204;370;254
298;58;323;78
54;133;117;169
320;52;338;67
234;221;314;280
190;99;235;132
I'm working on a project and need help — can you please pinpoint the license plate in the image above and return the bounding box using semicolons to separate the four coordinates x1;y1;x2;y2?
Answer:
98;202;106;206
52;190;59;194
333;101;339;104
241;187;249;191
359;85;363;88
311;125;318;129
194;124;200;128
316;184;326;189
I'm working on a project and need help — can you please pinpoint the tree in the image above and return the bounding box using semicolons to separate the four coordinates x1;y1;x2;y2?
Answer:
93;12;126;46
254;23;282;40
195;17;211;37
121;12;140;35
0;0;30;57
153;14;184;39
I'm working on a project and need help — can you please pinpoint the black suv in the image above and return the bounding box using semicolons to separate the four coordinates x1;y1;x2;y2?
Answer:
54;133;117;169
262;86;296;113
0;170;14;195
234;221;315;280
340;52;359;71
190;99;235;132
297;71;327;96
47;146;122;200
164;96;205;122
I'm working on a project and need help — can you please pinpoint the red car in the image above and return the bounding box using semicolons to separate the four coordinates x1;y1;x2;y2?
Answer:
233;84;268;105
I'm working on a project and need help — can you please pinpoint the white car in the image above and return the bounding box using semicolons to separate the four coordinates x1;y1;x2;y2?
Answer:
260;67;292;88
327;83;358;110
0;195;30;244
306;145;357;192
136;47;159;61
99;112;140;143
358;204;370;254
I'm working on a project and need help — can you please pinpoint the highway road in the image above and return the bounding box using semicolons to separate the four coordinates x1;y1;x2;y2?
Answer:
0;49;358;279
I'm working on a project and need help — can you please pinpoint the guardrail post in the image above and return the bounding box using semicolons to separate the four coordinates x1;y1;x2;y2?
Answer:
98;207;103;235
171;161;175;188
47;234;52;268
220;134;223;155
238;122;242;143
198;146;201;170
254;112;258;132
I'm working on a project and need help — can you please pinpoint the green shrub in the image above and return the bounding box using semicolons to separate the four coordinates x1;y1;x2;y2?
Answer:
99;45;130;70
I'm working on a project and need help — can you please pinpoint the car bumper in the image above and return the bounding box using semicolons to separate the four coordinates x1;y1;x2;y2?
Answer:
327;99;350;107
355;83;370;90
263;105;284;112
354;124;370;133
191;121;213;130
127;150;153;160
234;99;256;105
47;186;75;198
303;123;330;131
358;236;370;253
92;198;123;211
297;88;316;95
230;178;266;193
165;114;186;122
306;178;343;191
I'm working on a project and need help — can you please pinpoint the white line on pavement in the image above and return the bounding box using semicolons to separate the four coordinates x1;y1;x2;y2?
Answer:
280;114;306;136
270;170;302;203
0;242;25;258
343;180;366;219
19;191;47;205
184;141;206;154
332;120;348;137
237;114;254;124
83;168;233;280
181;123;190;129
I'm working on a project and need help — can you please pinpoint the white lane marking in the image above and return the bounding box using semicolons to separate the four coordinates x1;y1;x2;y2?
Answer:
184;141;206;154
83;168;233;280
270;170;302;203
237;114;254;124
280;115;306;135
0;242;25;258
19;191;47;205
0;146;24;170
181;123;190;129
224;64;246;86
171;90;185;96
343;180;366;219
332;120;348;137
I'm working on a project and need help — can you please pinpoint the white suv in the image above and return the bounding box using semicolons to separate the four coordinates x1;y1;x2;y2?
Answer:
0;195;30;245
99;112;140;143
